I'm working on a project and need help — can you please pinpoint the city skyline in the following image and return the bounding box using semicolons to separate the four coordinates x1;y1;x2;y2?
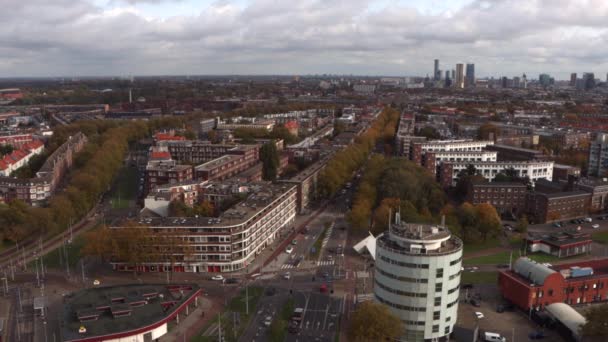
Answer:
4;0;608;78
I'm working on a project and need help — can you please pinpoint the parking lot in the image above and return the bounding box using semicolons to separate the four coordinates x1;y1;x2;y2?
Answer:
457;283;565;341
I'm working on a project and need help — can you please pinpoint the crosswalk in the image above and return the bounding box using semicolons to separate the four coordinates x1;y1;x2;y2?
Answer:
318;260;335;266
281;263;299;269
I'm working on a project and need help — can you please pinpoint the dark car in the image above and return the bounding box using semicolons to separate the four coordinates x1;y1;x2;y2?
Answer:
225;278;239;284
528;331;546;339
470;298;481;307
266;287;276;296
461;283;474;289
496;264;510;269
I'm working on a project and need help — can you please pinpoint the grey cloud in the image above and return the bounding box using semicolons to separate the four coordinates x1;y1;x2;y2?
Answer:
2;0;608;77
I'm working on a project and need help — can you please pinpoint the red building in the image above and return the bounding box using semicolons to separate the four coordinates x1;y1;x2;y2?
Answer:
499;257;608;311
0;88;23;100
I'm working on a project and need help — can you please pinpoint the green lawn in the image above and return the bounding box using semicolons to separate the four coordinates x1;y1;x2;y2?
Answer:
593;231;608;244
191;287;264;342
110;166;139;209
462;239;501;254
526;253;562;263
464;251;514;265
38;235;86;270
461;271;498;284
310;222;331;258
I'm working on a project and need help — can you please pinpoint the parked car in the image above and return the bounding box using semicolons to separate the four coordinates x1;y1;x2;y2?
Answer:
291;239;298;245
470;298;481;307
585;217;593;223
225;278;239;284
266;287;276;296
552;222;561;228
483;332;506;342
211;275;224;281
286;246;294;254
474;311;485;319
283;272;291;280
496;264;510;269
263;316;272;327
592;224;600;229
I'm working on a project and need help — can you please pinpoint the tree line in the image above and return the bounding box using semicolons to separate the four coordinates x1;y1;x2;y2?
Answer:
317;107;400;198
0;116;188;244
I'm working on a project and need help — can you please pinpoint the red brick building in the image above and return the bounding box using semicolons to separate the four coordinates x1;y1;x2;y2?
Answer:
499;257;608;311
467;181;527;217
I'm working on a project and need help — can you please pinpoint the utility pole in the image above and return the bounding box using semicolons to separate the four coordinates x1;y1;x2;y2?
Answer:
245;283;249;315
35;257;40;288
218;312;222;342
81;259;85;285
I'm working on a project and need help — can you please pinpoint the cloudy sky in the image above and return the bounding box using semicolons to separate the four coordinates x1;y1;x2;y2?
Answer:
2;0;608;79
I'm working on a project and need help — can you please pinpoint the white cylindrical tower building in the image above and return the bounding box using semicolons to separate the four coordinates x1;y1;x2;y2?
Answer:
374;213;463;341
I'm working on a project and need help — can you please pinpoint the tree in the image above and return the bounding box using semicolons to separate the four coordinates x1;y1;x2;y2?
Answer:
260;140;280;181
82;225;113;261
581;304;608;339
516;215;528;233
348;301;403;342
0;144;14;156
475;203;502;241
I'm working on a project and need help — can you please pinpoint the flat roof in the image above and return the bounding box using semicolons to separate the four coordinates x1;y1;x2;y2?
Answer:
62;284;200;342
132;182;296;228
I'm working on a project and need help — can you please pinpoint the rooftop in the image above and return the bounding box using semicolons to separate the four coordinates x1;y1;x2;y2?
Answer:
132;182;296;228
62;284;200;342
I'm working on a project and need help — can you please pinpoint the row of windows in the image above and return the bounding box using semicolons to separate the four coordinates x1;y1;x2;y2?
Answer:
379;255;429;269
375;294;427;312
375;279;428;298
450;257;462;266
377;268;428;284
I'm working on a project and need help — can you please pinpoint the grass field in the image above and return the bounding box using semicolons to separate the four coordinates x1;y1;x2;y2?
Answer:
593;231;608;244
110;166;139;209
463;239;501;254
38;235;86;270
461;271;498;284
464;251;513;265
191;287;264;342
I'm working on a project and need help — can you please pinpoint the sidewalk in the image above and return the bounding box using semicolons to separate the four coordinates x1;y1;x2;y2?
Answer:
159;297;215;342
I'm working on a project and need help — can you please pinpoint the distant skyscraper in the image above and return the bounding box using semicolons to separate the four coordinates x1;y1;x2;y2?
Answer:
522;73;527;89
501;76;508;88
451;69;455;81
455;64;465;88
539;73;553;87
465;63;475;87
583;72;595;90
513;76;521;88
570;73;577;87
434;59;440;81
444;70;451;87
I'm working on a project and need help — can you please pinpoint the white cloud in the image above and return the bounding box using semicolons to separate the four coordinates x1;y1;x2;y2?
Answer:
2;0;608;77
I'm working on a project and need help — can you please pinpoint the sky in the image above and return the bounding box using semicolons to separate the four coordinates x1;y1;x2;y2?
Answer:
2;0;608;79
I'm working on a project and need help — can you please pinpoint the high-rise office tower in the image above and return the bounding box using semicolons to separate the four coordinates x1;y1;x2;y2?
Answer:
570;73;577;87
455;64;465;88
434;59;440;81
589;133;608;176
583;72;595;90
374;213;462;341
465;63;475;87
451;70;455;81
513;76;521;88
522;73;527;88
444;70;451;87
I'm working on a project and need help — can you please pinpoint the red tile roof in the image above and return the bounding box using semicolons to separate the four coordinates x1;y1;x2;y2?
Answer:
151;151;172;160
155;133;185;141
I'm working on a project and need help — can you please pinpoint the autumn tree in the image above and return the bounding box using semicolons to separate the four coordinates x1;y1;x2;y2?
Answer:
581;304;608;340
348;301;403;342
82;225;114;261
260;140;280;181
516;215;528;233
475;203;502;241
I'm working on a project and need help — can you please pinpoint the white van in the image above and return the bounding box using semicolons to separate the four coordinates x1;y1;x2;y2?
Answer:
484;332;506;342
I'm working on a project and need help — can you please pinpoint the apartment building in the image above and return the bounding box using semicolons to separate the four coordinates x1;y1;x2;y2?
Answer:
525;190;590;224
466;181;527;217
439;160;554;188
160;141;259;165
194;153;257;182
216;118;275;132
421;150;497;175
145;159;193;194
0;132;87;205
411;140;493;164
111;183;297;273
486;144;549;161
588;133;608;176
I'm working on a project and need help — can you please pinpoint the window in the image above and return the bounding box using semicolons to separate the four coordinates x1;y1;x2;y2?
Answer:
436;268;444;278
445;316;451;322
548;289;554;296
435;283;443;292
445;326;451;335
432;325;439;333
434;297;441;306
433;311;440;320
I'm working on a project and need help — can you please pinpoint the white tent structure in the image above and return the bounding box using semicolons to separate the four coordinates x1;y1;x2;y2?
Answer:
353;232;376;260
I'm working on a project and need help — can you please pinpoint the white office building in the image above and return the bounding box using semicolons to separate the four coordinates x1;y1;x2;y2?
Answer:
440;160;554;187
374;213;463;341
